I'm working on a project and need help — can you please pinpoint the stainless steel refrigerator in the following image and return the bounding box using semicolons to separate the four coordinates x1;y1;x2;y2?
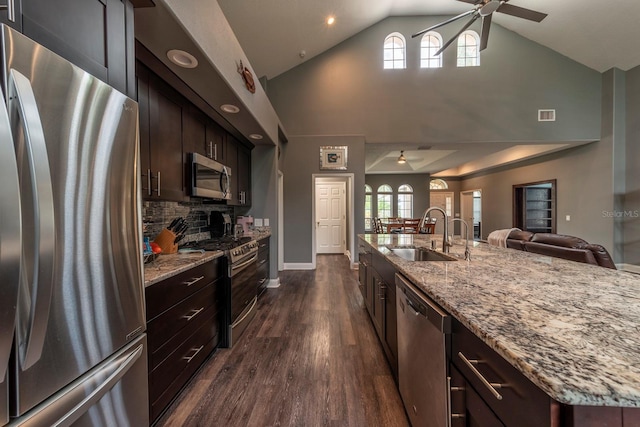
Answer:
0;25;148;426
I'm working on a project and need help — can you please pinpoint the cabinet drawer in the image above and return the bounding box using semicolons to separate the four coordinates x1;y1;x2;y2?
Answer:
149;311;220;406
452;321;553;427
150;334;218;422
147;283;220;366
146;258;222;321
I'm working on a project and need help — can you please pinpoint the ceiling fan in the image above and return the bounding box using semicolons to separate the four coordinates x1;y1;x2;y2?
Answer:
412;0;547;55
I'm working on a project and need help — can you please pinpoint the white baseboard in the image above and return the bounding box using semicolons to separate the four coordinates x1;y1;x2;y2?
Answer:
283;263;315;270
266;278;281;288
619;263;640;274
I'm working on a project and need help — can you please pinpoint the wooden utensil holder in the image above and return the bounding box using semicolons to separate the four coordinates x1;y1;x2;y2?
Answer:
154;228;178;254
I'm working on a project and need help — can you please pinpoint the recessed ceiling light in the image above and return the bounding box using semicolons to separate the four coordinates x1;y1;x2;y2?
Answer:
327;16;335;25
166;49;198;69
220;104;240;114
249;134;263;140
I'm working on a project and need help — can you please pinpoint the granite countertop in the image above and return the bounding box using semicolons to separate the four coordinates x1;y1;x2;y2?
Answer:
144;251;225;287
361;233;640;408
143;230;271;287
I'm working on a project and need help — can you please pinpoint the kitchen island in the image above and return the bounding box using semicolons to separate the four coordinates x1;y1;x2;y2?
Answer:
360;233;640;425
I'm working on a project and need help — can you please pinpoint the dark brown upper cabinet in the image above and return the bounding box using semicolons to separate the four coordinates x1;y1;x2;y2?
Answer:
13;0;136;97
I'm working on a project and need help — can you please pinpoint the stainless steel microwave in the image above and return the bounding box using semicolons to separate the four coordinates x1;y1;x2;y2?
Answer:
190;153;231;200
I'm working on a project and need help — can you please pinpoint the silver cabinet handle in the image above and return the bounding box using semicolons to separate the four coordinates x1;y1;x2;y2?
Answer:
182;275;205;286
0;82;21;380
207;141;213;158
183;307;204;321
141;168;152;196
258;259;267;266
458;352;505;401
183;345;204;363
9;69;56;370
0;0;15;22
214;143;217;160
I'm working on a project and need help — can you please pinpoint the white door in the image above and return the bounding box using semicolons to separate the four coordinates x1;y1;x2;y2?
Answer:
460;191;475;239
316;182;346;254
429;191;454;235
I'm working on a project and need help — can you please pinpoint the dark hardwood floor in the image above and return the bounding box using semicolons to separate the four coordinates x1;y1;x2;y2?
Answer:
156;254;409;427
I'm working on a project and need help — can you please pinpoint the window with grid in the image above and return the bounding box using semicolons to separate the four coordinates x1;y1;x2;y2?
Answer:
420;32;443;68
457;31;480;67
397;184;413;218
377;184;393;219
383;32;406;69
365;185;372;231
430;179;448;190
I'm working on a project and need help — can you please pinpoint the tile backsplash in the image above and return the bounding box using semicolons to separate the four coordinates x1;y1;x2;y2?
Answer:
142;201;233;244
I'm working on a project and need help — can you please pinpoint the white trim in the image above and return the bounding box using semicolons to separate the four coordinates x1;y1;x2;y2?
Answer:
278;170;284;272
312;173;355;271
267;278;281;288
283;263;315;270
619;263;640;274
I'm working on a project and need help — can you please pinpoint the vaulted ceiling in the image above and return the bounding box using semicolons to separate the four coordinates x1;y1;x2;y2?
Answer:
218;0;640;80
216;0;639;175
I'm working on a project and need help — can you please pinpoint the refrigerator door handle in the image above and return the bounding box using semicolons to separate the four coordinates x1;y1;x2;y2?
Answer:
9;69;56;370
10;338;145;427
0;85;21;382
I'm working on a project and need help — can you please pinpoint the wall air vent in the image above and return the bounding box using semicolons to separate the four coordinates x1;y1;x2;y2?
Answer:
538;109;556;122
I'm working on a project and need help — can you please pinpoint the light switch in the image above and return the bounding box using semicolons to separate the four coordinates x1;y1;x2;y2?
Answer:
566;215;571;221
255;218;263;227
264;218;270;226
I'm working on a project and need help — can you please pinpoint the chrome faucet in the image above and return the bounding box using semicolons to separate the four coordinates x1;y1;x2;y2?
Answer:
419;206;451;253
450;218;471;261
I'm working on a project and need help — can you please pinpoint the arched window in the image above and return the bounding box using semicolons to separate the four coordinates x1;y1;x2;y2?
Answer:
365;185;373;231
383;32;406;69
457;30;480;67
377;184;393;219
430;179;448;190
420;32;443;68
397;184;414;218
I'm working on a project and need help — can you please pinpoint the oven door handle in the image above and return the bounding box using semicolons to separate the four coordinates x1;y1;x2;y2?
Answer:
231;253;258;275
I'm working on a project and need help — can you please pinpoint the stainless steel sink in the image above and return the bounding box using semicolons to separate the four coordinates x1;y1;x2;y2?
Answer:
389;247;458;262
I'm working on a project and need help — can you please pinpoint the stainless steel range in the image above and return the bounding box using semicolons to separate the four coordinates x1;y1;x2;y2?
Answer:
184;237;259;346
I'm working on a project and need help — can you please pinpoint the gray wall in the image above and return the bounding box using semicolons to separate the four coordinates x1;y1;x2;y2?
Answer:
281;135;365;264
268;16;602;146
266;15;634;265
250;145;279;279
625;65;640;265
366;174;430;219
459;135;614;251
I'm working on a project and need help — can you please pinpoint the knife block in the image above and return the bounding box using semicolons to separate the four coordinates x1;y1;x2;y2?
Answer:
154;228;178;254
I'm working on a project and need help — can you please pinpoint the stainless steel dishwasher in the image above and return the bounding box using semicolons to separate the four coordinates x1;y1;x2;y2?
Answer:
396;273;451;427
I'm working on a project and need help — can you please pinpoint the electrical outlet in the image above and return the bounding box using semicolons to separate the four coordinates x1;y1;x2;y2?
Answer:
566;215;571;221
255;218;263;227
264;218;270;226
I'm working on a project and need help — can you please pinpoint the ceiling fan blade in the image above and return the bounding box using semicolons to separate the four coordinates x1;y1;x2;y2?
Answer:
457;0;483;4
412;10;475;38
497;3;547;22
435;14;480;56
480;13;491;51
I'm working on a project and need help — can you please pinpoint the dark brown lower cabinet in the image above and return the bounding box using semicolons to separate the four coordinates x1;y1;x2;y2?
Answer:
360;238;398;381
450;364;505;427
145;257;225;423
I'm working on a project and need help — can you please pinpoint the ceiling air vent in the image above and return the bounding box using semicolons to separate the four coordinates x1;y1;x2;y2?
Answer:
538;109;556;122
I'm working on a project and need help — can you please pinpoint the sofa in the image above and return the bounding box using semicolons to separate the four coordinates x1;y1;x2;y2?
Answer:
506;230;616;269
